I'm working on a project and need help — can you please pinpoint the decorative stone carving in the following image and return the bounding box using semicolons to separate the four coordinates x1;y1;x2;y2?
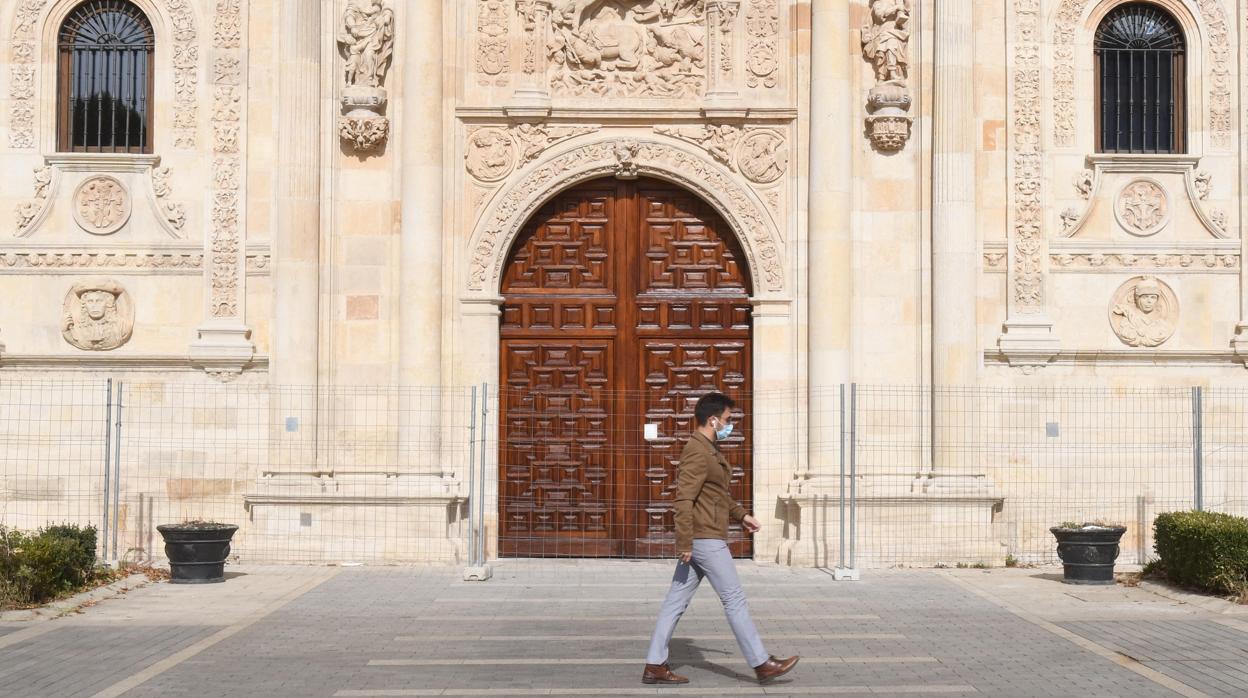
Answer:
737;130;788;184
151;166;187;233
15;166;52;236
208;0;245;322
166;0;201;149
512;123;599;165
986;250;1241;273
465;128;518;182
73;176;131;236
338;1;395;152
653;125;741;169
1054;0;1231;150
1059;208;1079;234
744;0;779;88
613;139;641;180
468;139;784;293
1194;171;1212;200
1010;0;1044;310
476;0;510;85
1074;169;1095;199
1211;208;1228;234
862;1;912;152
1115;179;1170;237
62;280;134;351
2;250;204;271
1109;276;1178;348
548;0;706;98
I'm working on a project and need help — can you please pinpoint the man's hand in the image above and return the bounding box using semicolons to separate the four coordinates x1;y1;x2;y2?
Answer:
742;515;761;533
678;550;693;563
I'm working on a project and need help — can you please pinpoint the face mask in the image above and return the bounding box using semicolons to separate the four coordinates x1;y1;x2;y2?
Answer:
713;419;734;441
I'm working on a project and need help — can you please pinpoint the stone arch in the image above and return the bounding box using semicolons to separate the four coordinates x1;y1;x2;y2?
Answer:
8;0;199;151
466;137;785;297
1051;0;1229;151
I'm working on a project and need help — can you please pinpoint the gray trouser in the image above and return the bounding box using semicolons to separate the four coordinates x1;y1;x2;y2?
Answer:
645;538;769;668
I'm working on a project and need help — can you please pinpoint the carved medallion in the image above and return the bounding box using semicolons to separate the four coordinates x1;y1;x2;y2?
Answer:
1115;179;1170;237
465;128;517;182
737;130;788;184
1109;276;1177;348
73;176;131;235
62;279;135;351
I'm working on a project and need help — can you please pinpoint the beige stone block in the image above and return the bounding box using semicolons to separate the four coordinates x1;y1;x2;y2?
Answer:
347;295;380;321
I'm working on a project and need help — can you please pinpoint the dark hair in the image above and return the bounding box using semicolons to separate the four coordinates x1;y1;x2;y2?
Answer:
694;392;735;426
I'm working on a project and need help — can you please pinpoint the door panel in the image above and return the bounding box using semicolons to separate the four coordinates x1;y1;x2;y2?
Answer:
500;178;753;558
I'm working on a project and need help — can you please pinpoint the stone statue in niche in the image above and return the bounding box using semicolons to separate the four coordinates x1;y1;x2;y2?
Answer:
861;0;912;152
1109;276;1177;348
548;0;706;98
337;0;395;152
62;280;134;351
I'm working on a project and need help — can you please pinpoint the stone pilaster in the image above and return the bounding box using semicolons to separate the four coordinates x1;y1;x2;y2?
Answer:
271;0;322;388
1235;0;1248;369
510;0;552;115
704;1;743;114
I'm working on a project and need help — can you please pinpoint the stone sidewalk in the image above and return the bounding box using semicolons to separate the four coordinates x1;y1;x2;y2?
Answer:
1;562;1246;697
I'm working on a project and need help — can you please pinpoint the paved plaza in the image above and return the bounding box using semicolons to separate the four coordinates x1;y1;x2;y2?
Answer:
1;562;1246;697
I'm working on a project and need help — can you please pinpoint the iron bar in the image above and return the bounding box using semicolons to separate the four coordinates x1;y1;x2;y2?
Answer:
112;381;123;561
1193;386;1203;511
478;383;489;567
101;378;113;563
467;385;478;566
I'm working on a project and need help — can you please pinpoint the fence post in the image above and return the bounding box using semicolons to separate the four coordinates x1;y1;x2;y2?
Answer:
112;381;123;563
463;383;492;581
478;383;489;566
835;383;860;581
1192;386;1203;512
466;386;478;567
838;384;846;571
101;379;113;564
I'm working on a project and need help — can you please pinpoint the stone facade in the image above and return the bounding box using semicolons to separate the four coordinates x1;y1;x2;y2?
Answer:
1;1;1247;566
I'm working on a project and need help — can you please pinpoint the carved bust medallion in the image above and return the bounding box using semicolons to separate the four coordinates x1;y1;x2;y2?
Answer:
1109;276;1177;348
738;130;789;184
1115;179;1170;237
62;279;135;351
465;128;516;182
73;176;131;235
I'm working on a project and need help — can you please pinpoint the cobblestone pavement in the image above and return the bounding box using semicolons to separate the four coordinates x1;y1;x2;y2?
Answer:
0;562;1245;697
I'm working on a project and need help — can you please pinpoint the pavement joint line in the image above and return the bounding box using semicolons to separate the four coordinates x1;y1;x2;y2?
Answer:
0;622;59;652
334;686;977;696
403;614;881;621
392;633;907;641
432;597;804;603
940;571;1212;698
367;656;936;666
87;568;340;698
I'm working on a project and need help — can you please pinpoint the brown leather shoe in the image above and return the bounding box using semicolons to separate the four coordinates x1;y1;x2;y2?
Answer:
754;655;799;684
642;663;689;684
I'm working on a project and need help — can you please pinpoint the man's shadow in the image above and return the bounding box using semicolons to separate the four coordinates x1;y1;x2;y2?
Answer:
669;637;787;683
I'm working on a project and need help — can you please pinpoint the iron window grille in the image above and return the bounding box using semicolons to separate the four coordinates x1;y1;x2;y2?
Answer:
1095;3;1185;154
57;0;155;154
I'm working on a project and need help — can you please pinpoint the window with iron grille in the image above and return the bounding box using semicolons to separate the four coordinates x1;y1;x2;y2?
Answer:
1095;3;1185;154
57;1;155;154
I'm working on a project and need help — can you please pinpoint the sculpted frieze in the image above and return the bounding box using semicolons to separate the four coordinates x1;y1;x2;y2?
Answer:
465;123;601;182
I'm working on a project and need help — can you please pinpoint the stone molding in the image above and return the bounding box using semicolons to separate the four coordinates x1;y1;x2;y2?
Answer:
0;245;271;275
465;136;784;295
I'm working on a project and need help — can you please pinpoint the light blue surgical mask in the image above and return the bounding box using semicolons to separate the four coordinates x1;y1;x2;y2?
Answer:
713;419;734;441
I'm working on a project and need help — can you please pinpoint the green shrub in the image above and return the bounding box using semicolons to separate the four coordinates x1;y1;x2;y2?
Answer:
1153;511;1248;597
0;524;100;608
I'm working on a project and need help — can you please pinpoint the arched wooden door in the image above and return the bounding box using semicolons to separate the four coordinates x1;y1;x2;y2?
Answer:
499;177;753;558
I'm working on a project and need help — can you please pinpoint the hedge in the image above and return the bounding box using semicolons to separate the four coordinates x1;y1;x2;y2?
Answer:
1153;511;1248;597
1;524;101;608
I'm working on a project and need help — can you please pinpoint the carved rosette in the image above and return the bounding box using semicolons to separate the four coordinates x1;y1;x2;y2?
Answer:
73;176;131;235
861;1;913;152
1109;276;1178;348
338;1;395;152
62;279;135;351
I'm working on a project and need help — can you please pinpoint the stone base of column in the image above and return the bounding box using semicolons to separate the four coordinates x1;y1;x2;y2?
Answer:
1233;323;1248;368
997;316;1060;373
190;321;256;382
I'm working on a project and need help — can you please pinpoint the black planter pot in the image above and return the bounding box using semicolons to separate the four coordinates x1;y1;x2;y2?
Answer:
1050;525;1127;585
157;523;238;584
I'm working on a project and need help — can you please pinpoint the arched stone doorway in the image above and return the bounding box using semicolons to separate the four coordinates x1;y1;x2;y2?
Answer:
498;177;754;558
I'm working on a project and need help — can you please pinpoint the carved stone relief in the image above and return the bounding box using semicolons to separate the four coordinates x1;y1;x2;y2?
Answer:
653;124;741;169
744;0;779;88
1109;276;1178;348
548;0;707;98
15;166;53;235
737;130;788;184
985;251;1240;273
1075;169;1094;199
73;176;131;235
151;166;187;233
1194;170;1212;200
1010;0;1044;310
861;1;912;152
465;123;601;182
476;0;510;86
209;0;245;320
1054;0;1232;150
62;279;134;351
338;0;395;151
468;139;783;293
1115;179;1170;237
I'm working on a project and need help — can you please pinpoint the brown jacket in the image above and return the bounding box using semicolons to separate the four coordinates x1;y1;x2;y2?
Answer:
674;432;747;552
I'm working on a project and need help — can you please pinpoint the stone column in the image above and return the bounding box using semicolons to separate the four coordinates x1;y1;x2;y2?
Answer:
510;0;552;114
272;0;322;389
807;0;853;478
931;1;978;387
399;0;445;475
704;1;742;111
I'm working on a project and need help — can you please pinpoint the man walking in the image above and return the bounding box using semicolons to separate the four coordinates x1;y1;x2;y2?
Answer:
643;392;800;685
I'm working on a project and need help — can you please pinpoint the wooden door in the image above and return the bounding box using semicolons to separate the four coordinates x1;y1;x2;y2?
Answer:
499;178;753;558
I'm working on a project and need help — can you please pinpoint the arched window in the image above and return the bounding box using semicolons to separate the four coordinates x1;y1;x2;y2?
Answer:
57;1;155;154
1095;3;1185;153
